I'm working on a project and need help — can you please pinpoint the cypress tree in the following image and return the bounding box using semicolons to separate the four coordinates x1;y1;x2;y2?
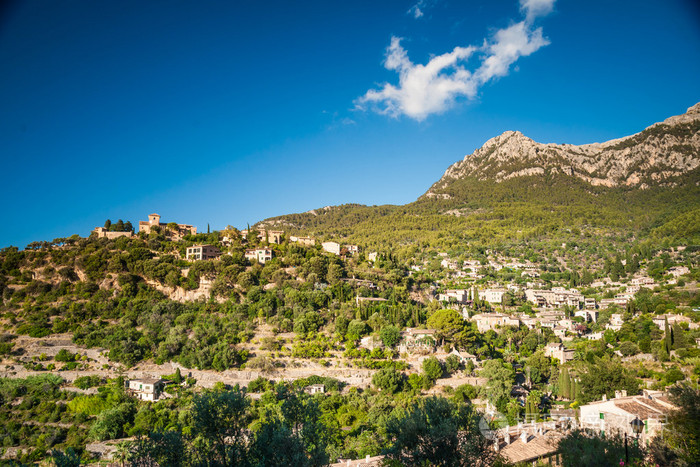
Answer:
560;368;571;399
664;317;672;353
672;323;686;349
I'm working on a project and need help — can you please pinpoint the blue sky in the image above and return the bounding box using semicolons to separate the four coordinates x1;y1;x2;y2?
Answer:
1;0;699;248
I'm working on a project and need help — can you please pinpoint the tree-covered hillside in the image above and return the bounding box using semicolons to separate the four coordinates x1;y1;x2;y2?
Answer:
261;171;700;250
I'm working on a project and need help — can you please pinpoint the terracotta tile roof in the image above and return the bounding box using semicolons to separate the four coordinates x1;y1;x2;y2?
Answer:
500;432;561;464
130;377;162;385
614;400;665;419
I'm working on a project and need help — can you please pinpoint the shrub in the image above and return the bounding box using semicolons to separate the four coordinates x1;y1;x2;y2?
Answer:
74;375;104;390
55;349;77;362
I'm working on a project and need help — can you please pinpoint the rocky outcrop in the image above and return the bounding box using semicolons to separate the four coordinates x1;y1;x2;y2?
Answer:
145;279;221;303
425;103;700;196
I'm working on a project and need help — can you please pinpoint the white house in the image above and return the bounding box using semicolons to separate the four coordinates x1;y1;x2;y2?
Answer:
245;248;273;264
322;242;341;255
483;289;507;305
126;378;164;402
579;390;676;445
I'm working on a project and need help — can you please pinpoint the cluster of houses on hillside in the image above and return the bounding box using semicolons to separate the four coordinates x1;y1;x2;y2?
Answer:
429;250;695;316
92;213;378;264
437;275;666;313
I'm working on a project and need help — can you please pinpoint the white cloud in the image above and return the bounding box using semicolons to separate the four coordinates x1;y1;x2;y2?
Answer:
474;21;549;83
408;4;424;19
356;0;555;121
408;0;437;19
357;37;477;120
520;0;555;23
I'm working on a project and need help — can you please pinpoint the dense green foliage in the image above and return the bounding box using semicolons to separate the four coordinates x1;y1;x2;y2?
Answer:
383;396;500;466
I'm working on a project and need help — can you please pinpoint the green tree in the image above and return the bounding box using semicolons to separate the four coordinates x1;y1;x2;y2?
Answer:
383;396;500;466
90;402;136;441
480;359;515;409
372;367;404;393
452;384;478;403
559;368;571;400
664;317;672;353
335;315;349;336
558;429;644;467
127;430;186;466
187;389;250;466
326;262;344;284
445;354;461;374
427;309;466;344
248;419;309;467
578;358;640;403
380;325;401;348
618;341;639;356
276;388;330;466
524;390;542;422
346;319;369;340
50;448;81;467
422;357;444;384
671;323;688;349
526;349;551;386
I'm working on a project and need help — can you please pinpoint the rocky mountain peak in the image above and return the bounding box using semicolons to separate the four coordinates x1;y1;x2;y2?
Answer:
424;103;700;199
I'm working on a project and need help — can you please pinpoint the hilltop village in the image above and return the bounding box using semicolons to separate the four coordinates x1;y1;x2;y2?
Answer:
0;210;698;465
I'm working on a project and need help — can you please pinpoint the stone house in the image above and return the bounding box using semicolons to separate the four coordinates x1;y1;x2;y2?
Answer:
92;227;133;239
360;335;384;350
290;236;316;246
544;342;574;363
322;241;341;255
606;313;625;331
668;266;690;277
483;288;507;305
449;349;478;365
138;213;196;238
472;313;520;333
652;314;698;330
579;390;676;445
630;276;655;287
245;248;273;264
126;377;164;402
438;289;470;304
240;229;284;244
304;384;325;395
398;328;437;354
575;309;598;322
186;244;221;261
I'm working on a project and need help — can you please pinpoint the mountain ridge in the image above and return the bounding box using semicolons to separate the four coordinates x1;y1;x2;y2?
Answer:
424;103;700;198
